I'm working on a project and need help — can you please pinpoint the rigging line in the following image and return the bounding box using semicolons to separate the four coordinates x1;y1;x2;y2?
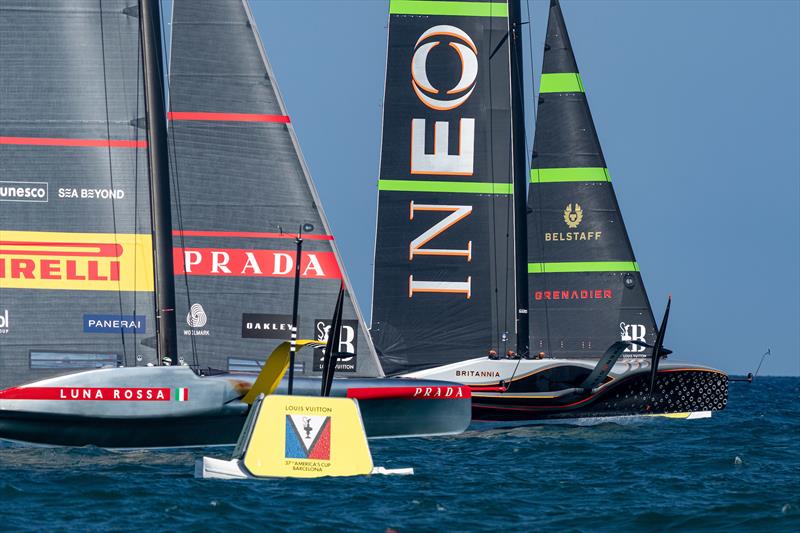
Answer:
504;5;519;354
131;11;143;365
98;0;128;367
159;0;198;369
526;0;550;357
488;12;501;353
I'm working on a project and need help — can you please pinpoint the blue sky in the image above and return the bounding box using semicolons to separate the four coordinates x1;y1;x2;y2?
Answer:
244;0;799;376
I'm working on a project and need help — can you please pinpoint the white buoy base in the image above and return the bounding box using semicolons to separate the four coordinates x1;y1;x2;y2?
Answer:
195;457;413;479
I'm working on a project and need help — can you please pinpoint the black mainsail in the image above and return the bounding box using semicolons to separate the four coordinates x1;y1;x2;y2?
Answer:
526;0;657;358
371;0;518;373
0;0;156;388
167;0;382;376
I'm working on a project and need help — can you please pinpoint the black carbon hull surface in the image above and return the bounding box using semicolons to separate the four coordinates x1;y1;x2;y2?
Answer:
472;369;728;422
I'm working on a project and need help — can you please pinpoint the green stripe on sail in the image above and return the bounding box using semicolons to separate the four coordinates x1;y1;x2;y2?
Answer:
389;0;508;17
530;167;611;183
528;261;640;274
379;179;513;194
539;72;584;93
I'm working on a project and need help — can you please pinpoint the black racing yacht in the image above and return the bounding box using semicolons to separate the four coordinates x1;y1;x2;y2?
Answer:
369;0;727;423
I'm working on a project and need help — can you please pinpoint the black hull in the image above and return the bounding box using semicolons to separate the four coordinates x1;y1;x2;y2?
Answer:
472;369;728;422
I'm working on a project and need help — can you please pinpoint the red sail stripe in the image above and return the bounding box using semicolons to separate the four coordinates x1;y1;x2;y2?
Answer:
346;386;471;400
167;112;290;123
173;230;333;241
0;136;147;148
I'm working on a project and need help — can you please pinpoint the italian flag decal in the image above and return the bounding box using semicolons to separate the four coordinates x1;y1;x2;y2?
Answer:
174;388;188;402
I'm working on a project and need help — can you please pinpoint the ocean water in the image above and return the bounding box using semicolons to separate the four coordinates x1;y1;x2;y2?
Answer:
0;377;797;532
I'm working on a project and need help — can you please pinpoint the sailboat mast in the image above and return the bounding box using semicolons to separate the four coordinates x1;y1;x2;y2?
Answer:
139;0;178;365
508;0;530;357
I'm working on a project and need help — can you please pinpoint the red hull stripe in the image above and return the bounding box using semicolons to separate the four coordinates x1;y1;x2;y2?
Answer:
0;387;172;401
167;112;290;123
469;386;507;392
173;230;333;241
346;385;471;400
0;136;147;148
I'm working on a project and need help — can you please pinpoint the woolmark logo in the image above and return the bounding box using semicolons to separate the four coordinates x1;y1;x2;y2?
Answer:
83;314;146;334
187;303;207;328
184;303;209;336
0;181;48;202
0;309;8;335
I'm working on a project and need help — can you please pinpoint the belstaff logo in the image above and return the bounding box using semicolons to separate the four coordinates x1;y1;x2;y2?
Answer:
563;203;583;228
545;203;602;242
411;25;478;111
0;309;8;335
0;231;154;291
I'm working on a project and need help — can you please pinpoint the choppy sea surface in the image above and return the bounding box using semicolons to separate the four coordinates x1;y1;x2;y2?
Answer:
0;377;797;532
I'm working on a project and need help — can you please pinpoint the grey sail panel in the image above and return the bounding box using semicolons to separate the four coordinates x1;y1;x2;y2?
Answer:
526;0;656;359
0;0;157;389
371;0;516;374
168;0;381;376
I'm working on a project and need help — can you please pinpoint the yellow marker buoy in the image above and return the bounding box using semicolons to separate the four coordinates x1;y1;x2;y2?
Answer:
196;394;412;479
